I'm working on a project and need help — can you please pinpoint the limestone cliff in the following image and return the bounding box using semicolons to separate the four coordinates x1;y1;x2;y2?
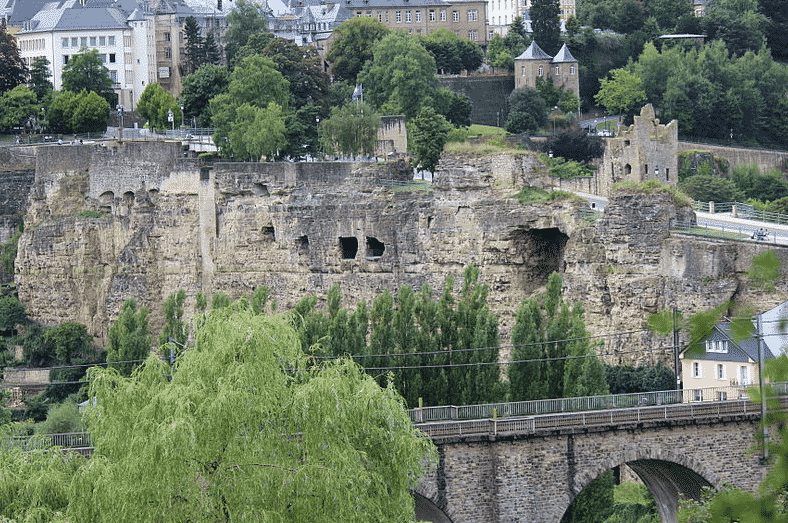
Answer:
10;142;788;365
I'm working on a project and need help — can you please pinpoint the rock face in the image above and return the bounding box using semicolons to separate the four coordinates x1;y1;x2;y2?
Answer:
10;142;788;363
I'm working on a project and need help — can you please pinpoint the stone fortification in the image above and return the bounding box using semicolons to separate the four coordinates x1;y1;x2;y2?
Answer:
678;141;788;173
11;143;788;363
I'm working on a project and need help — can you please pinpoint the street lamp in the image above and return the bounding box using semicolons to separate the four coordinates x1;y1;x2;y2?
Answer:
180;105;184;129
116;104;124;142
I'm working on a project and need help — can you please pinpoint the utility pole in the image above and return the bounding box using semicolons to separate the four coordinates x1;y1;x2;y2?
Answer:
673;307;681;392
756;314;769;461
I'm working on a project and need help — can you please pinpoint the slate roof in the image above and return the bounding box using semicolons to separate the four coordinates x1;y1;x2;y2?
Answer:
514;40;551;60
759;301;788;357
551;43;577;63
683;321;777;363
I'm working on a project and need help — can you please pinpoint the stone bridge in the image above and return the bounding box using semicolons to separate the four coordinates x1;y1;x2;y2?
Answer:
412;398;783;523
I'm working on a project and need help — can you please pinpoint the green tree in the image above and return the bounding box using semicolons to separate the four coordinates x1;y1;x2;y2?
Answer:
70;90;110;133
702;0;767;56
209;55;290;158
678;174;744;202
530;0;561;55
759;0;788;60
318;101;381;158
487;34;514;70
0;23;26;95
434;87;472;127
44;321;91;365
228;102;287;161
224;0;270;66
594;68;647;117
505;87;548;133
327;17;390;84
61;49;116;106
107;298;151;377
358;32;438;119
180;64;229;128
47;90;77;134
543;127;604;164
0;85;38;132
730;164;788;202
159;290;187;348
0;295;25;335
73;308;434;523
504;16;531;59
137;82;180;130
183;16;204;76
409;106;451;174
29;57;53;102
643;0;692;31
204;32;222;66
421;28;483;74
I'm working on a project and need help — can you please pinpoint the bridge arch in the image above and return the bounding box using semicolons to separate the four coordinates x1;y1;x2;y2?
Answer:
568;449;718;523
414;491;454;523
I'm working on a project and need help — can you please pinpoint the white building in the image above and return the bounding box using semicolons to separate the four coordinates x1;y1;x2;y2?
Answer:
487;0;574;39
15;0;225;110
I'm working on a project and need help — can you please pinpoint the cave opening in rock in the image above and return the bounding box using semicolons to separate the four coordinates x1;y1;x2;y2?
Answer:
508;227;569;292
366;236;385;259
339;237;358;259
297;235;309;256
262;225;275;241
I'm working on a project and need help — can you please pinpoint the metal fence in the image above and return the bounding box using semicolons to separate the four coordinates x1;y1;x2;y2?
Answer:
693;201;788;226
408;383;788;423
673;220;785;244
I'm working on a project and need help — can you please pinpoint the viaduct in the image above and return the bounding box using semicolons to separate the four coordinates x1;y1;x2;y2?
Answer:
411;398;782;523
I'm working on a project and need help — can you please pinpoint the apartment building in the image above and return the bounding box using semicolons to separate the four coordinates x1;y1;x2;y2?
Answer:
487;0;574;38
14;0;225;109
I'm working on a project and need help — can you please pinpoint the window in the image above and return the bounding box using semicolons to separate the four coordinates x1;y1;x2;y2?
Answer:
538;65;544;76
99;36;106;46
521;66;525;76
440;9;446;20
63;54;69;64
718;391;727;401
108;35;115;46
71;37;78;47
429;9;435;20
109;53;116;63
717;363;726;380
488;30;494;40
165;48;171;58
164;32;171;42
694;389;703;402
416;10;421;22
90;36;97;46
740;366;749;386
693;362;701;378
80;37;87;47
452;10;459;21
100;54;107;63
555;66;560;74
62;37;68;47
468;9;477;21
469;30;478;40
570;65;576;74
395;10;401;22
405;10;411;22
109;70;118;83
378;13;382;21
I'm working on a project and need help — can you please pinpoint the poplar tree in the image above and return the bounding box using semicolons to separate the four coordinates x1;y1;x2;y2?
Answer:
107;298;151;377
530;0;561;55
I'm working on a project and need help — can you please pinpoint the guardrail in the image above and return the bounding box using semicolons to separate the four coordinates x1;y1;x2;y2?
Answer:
673;220;782;244
693;201;788;226
415;398;782;440
408;383;788;423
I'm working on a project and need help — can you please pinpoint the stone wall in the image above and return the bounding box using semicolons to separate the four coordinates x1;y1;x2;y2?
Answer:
378;115;408;156
678;142;788;173
438;74;514;127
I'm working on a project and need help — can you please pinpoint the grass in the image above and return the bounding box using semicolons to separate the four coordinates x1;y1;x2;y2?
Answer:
467;124;506;137
613;481;654;506
674;225;749;240
511;188;581;204
445;138;522;155
612;179;693;207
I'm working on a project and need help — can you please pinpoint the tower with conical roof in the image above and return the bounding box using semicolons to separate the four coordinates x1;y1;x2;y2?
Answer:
513;41;552;91
513;41;579;99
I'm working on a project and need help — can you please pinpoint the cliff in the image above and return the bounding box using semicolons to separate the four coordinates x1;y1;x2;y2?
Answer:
10;142;788;364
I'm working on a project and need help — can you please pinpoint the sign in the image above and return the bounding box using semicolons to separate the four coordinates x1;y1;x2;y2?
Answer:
167;109;174;122
158;66;170;78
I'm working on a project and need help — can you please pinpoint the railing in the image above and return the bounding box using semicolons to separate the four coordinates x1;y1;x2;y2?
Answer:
2;432;91;453
673;220;786;244
693;201;788;226
408;383;788;423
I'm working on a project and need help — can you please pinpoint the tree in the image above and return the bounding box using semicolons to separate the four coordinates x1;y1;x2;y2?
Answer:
47;90;78;134
643;0;692;31
543;127;604;164
530;0;561;55
180;64;229;128
0;23;26;95
409;106;451;174
487;34;515;70
72;308;434;522
44;321;91;365
421;28;483;74
759;0;788;60
228;102;287;161
107;298;151;377
358;32;438;119
61;49;116;106
137;83;180;130
158;290;187;348
678;174;743;202
702;0;767;56
69;90;110;133
594;68;647;117
505;87;548;133
327;17;390;84
29;57;53;102
536;77;580;114
318;101;381;158
0;86;38;132
434;88;472;127
224;0;270;66
210;55;290;158
0;295;25;335
183;16;204;76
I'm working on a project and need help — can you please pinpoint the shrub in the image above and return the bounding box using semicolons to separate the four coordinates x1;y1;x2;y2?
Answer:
35;401;84;435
